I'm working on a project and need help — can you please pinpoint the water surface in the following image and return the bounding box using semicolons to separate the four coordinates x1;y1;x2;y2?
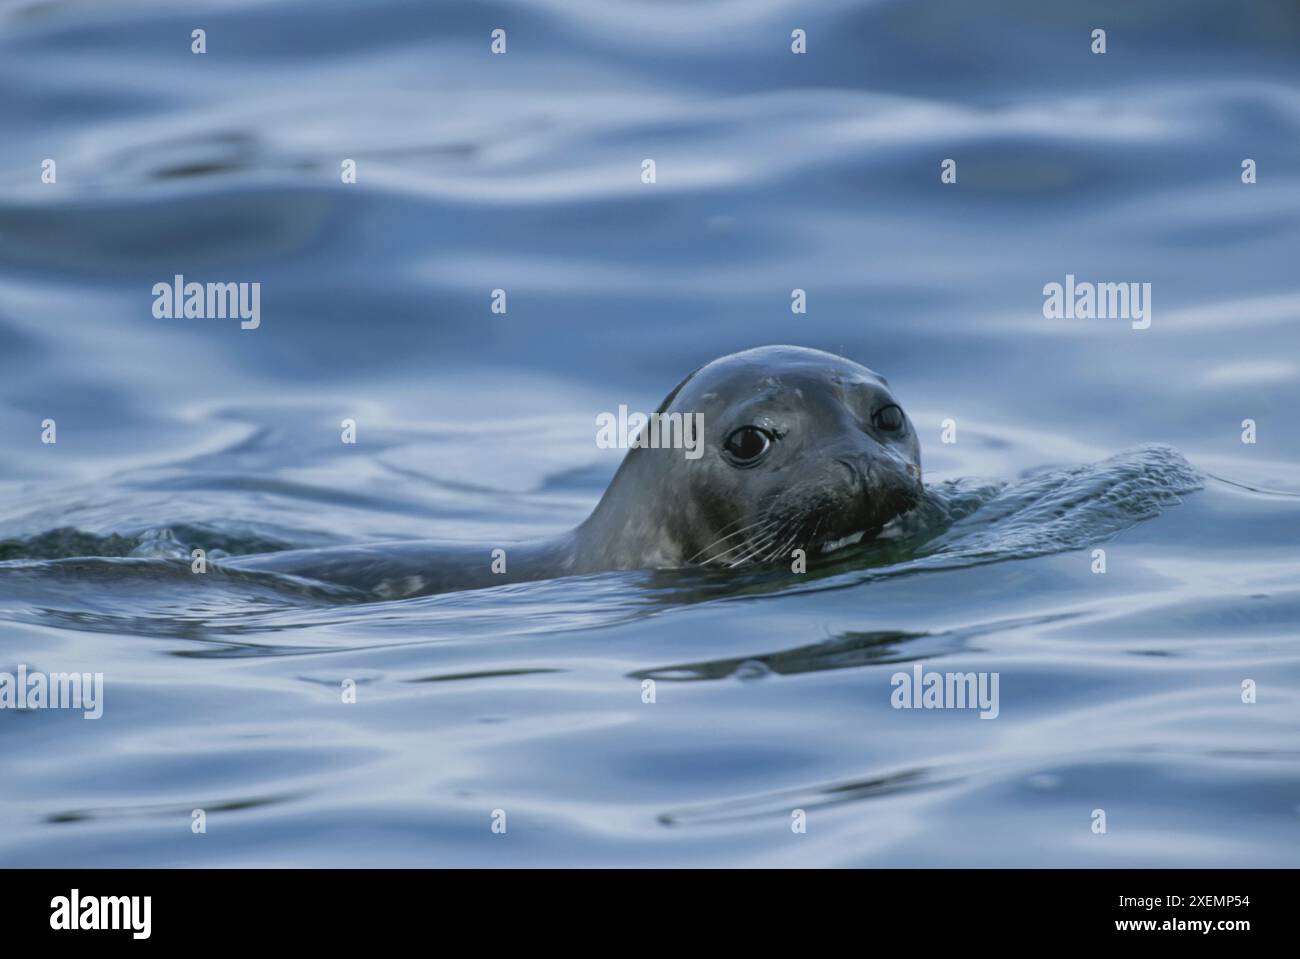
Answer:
1;0;1299;866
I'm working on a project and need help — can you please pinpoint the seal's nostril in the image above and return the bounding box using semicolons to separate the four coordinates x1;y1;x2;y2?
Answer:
835;456;873;495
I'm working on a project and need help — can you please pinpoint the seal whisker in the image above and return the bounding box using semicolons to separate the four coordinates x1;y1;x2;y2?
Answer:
764;516;813;565
708;529;781;567
690;521;776;565
690;518;780;565
767;529;803;565
803;518;825;560
725;521;789;568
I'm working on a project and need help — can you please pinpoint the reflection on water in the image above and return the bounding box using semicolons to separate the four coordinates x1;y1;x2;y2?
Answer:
658;768;945;828
632;610;1087;683
632;631;935;682
2;0;1299;866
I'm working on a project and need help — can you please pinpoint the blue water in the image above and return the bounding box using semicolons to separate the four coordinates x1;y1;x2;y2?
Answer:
2;0;1299;866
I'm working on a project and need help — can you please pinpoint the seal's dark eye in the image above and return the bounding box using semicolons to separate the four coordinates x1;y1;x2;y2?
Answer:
723;426;771;464
873;405;905;432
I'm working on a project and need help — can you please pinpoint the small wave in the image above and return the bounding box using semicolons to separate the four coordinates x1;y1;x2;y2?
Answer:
0;524;295;562
917;442;1203;566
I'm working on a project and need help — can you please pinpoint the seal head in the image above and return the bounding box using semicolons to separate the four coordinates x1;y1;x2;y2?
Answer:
574;345;923;570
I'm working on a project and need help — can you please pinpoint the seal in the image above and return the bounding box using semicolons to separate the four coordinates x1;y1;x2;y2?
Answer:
229;346;923;598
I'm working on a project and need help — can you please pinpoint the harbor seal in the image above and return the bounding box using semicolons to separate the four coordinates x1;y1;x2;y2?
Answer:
229;346;923;598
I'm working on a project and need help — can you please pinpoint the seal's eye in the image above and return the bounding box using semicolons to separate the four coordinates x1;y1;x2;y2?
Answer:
872;405;905;432
723;426;771;465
